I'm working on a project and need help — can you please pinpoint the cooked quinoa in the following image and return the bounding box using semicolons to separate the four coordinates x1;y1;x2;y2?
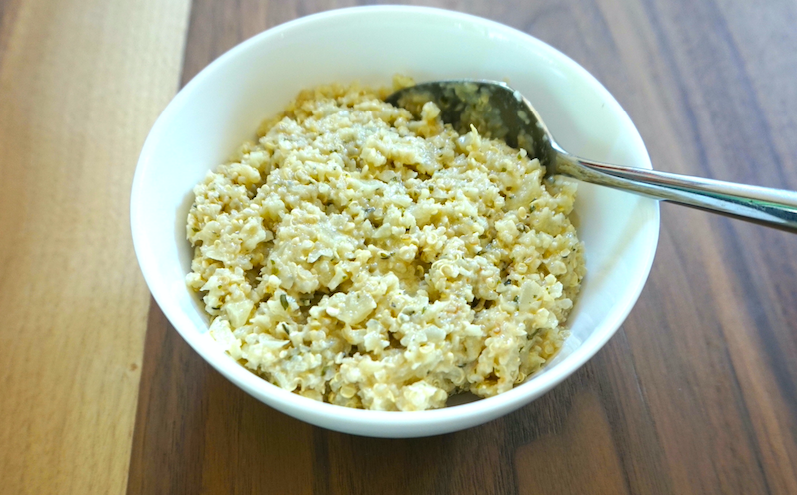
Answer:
186;81;585;411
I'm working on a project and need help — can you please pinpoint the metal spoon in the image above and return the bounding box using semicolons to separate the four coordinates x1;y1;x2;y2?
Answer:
386;80;797;233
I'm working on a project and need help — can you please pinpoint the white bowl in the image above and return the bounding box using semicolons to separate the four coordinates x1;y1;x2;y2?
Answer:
131;6;659;437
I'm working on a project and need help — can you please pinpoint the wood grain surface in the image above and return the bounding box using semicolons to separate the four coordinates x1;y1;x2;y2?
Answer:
2;0;796;493
127;1;797;494
0;0;190;493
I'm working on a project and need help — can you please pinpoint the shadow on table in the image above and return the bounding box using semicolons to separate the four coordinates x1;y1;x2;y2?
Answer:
126;301;666;495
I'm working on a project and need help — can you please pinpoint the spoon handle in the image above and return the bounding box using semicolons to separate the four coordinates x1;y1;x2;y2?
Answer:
556;153;797;233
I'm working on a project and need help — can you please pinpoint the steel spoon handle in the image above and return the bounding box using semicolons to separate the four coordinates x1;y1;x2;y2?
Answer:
555;152;797;233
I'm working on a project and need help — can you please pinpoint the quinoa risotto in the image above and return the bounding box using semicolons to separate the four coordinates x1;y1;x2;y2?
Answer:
185;80;586;411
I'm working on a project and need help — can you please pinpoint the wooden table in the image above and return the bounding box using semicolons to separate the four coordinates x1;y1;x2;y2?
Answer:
2;0;796;493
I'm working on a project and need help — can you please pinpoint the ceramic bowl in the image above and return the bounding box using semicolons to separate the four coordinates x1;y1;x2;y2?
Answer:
131;6;659;437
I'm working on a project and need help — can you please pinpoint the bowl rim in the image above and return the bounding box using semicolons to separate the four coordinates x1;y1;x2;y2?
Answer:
131;4;660;431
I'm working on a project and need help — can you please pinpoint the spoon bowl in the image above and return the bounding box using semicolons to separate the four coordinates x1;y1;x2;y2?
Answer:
386;80;558;170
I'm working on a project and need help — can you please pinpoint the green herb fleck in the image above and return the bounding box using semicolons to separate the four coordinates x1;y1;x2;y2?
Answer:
280;294;289;310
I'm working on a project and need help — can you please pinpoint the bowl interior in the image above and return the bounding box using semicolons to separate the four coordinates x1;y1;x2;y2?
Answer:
131;6;659;437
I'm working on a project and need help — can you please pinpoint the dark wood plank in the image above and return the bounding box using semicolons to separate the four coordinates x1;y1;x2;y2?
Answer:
128;1;797;493
127;303;315;495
